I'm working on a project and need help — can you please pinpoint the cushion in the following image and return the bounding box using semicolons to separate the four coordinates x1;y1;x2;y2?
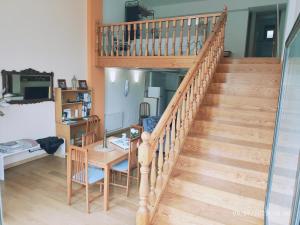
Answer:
112;160;128;172
73;165;104;184
143;116;160;133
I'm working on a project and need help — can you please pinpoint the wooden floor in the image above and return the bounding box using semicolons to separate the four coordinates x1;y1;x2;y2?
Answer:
152;58;281;225
1;156;138;225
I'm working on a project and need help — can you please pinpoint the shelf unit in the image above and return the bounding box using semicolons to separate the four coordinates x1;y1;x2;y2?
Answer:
55;88;93;153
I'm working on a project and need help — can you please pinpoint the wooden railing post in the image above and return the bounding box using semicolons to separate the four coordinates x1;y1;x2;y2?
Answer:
136;132;152;225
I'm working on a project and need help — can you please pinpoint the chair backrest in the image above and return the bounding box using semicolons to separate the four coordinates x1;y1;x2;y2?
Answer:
86;115;100;140
82;131;96;147
139;102;150;117
68;145;88;185
128;137;139;169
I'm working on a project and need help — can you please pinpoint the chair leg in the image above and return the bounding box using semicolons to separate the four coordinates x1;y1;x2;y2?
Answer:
67;180;72;205
86;184;90;213
126;172;130;197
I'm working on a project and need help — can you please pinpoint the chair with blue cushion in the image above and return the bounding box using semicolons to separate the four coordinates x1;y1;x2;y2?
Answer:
111;132;141;197
67;145;104;213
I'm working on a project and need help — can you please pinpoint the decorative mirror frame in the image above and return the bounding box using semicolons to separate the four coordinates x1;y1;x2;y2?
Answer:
1;68;54;104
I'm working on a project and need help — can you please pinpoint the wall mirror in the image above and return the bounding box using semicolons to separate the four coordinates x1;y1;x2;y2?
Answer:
1;68;54;104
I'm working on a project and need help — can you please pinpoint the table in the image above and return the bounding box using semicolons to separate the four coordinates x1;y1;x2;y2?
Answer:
86;137;128;211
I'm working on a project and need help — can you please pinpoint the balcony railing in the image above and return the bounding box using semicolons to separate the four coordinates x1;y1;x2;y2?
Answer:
97;12;222;57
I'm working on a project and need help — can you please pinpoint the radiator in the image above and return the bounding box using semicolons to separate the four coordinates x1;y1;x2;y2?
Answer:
105;112;124;132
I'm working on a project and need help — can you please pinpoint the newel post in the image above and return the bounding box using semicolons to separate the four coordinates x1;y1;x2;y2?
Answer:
136;132;152;225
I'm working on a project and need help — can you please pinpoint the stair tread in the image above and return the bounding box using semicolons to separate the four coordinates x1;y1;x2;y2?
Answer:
155;192;264;225
191;120;274;145
188;133;272;150
177;154;268;189
221;57;280;64
197;105;276;128
180;151;269;173
184;136;271;165
204;94;278;112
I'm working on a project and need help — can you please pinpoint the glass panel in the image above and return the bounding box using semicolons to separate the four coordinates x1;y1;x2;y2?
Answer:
266;23;300;225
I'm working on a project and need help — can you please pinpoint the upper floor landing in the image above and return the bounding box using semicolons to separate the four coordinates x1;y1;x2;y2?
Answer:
96;12;222;68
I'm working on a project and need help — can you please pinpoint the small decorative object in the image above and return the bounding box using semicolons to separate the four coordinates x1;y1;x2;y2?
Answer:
71;75;78;90
124;80;129;97
57;79;67;90
103;129;108;149
78;80;88;90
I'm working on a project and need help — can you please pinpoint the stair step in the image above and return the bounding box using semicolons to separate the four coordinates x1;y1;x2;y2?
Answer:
204;94;278;112
214;73;280;87
197;106;276;127
177;153;268;189
221;57;280;64
184;136;271;165
217;64;281;73
167;169;265;215
209;83;279;98
153;192;263;225
191;120;274;145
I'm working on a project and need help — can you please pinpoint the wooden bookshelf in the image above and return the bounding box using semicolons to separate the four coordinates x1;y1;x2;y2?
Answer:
55;88;93;153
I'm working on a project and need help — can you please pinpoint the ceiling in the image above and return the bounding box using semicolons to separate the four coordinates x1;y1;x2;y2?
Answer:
142;0;207;7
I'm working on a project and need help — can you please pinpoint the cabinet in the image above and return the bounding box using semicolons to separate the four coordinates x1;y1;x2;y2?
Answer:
55;88;94;152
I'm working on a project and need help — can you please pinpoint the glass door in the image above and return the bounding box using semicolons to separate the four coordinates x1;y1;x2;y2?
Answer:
265;14;300;225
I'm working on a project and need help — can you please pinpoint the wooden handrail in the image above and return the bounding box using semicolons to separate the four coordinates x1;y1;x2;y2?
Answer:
136;7;227;225
100;12;222;27
97;12;222;57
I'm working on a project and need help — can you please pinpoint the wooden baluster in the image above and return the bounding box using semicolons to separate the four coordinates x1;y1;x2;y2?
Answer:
116;26;120;56
194;18;199;55
196;68;202;107
185;89;190;133
165;21;169;56
175;106;181;153
186;18;191;56
148;150;157;207
158;21;162;56
172;20;176;56
111;25;114;56
155;134;164;193
133;23;137;56
179;19;184;56
145;22;149;56
127;24;131;56
152;22;155;56
163;124;170;175
192;78;197;118
122;25;125;56
136;132;151;225
169;115;176;163
139;23;143;56
203;17;208;44
100;26;104;56
180;96;186;140
190;82;194;122
105;26;109;56
212;16;217;30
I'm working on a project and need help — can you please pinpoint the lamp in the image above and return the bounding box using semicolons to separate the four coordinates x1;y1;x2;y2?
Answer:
134;70;140;83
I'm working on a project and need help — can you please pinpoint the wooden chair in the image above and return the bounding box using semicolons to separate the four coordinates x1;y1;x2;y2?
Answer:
86;115;101;140
110;128;141;196
139;102;150;125
67;145;104;213
82;131;96;147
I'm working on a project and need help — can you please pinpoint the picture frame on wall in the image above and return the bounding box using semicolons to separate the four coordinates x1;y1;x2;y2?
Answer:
57;79;67;90
78;80;88;90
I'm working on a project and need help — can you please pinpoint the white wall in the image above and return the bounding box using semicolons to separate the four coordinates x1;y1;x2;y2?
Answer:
0;0;87;142
284;0;300;42
145;0;288;57
105;68;146;131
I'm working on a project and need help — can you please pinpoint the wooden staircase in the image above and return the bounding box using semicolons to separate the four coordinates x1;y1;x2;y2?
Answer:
151;58;281;225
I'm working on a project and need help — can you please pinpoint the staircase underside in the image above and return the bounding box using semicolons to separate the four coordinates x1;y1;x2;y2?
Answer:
152;57;281;225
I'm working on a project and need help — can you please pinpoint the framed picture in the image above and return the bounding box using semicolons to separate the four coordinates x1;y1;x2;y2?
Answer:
57;79;67;90
78;80;88;90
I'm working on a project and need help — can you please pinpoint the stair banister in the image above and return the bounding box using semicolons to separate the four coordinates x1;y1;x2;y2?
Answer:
136;7;227;225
